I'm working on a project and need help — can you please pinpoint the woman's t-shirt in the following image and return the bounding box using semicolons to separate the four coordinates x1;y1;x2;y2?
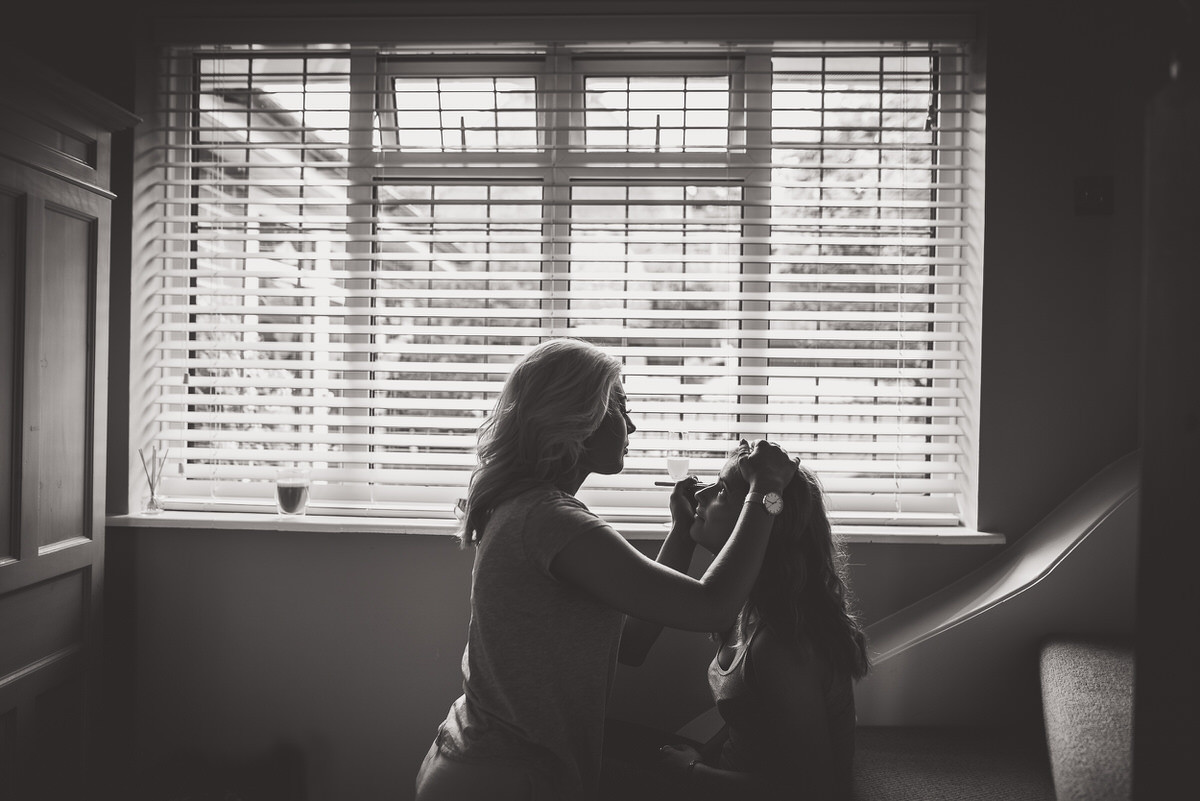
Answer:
436;485;624;800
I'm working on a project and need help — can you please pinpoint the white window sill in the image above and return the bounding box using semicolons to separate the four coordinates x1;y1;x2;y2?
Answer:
106;510;1005;545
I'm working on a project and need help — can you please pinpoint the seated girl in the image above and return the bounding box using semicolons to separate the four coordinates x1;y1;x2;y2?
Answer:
605;446;871;801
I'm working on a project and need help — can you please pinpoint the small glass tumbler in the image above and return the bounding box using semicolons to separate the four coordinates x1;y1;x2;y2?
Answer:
276;467;311;516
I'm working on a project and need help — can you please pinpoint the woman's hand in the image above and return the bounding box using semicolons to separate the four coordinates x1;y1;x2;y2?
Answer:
737;438;800;493
668;475;701;528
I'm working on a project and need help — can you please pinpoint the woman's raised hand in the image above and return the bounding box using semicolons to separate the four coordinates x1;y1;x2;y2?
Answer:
737;438;800;493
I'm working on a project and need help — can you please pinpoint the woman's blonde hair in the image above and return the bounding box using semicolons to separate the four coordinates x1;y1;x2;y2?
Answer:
459;338;624;546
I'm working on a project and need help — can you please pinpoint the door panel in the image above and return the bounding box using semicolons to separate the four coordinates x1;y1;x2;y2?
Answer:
0;649;87;801
0;188;17;564
0;570;86;679
34;205;95;550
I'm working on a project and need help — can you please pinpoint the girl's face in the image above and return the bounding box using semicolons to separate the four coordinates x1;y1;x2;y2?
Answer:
579;385;637;475
690;453;750;553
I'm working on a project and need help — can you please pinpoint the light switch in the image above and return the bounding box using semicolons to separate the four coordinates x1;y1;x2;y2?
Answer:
1074;175;1114;215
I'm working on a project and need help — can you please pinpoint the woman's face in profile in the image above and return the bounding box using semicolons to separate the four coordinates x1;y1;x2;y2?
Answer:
689;453;749;553
579;386;636;475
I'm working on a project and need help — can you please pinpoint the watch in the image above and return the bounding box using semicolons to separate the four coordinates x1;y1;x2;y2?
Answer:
745;490;784;516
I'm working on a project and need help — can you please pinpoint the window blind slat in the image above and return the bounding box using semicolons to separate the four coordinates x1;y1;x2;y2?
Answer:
161;450;965;477
160;321;965;342
154;267;971;285
156;343;965;362
158;359;966;382
157;412;964;442
154;390;965;419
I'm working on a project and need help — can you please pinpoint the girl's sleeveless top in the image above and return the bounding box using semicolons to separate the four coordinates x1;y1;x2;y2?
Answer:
707;614;857;799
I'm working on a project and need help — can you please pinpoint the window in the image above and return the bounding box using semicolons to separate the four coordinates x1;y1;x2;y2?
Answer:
137;37;981;532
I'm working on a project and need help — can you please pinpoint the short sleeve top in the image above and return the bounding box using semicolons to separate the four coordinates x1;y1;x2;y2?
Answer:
437;485;624;800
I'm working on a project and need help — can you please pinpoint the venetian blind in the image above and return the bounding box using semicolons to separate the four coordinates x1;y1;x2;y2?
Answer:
144;39;975;528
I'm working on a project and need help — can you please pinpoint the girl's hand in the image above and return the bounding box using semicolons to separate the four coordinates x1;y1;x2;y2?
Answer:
668;475;701;527
737;438;800;493
657;743;703;776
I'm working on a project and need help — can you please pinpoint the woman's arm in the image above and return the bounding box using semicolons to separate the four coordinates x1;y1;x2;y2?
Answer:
618;479;700;666
552;441;796;633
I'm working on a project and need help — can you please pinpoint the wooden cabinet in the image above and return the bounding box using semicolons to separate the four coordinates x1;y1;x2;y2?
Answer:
0;59;137;799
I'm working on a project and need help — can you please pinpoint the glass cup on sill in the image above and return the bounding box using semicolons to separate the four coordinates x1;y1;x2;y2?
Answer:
275;467;311;516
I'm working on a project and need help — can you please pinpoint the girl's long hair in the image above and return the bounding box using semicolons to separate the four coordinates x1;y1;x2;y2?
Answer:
459;338;624;547
749;466;871;679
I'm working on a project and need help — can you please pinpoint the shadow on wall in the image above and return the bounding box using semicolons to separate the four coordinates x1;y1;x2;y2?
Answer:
854;451;1140;727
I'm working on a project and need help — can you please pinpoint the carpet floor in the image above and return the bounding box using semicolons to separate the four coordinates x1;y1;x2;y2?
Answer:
853;726;1056;801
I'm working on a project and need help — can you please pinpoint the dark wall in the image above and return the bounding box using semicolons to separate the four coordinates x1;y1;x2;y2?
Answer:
5;1;141;109
976;0;1160;535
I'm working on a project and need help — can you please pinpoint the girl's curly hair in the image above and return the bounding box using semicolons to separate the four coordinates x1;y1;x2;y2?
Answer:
749;465;871;679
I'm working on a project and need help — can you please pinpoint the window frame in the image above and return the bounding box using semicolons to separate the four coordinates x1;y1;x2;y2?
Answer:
129;33;986;538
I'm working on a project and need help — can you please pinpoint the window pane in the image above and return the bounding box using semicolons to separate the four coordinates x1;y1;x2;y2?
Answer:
584;74;729;152
391;76;538;152
369;181;545;478
767;51;953;501
178;54;353;482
